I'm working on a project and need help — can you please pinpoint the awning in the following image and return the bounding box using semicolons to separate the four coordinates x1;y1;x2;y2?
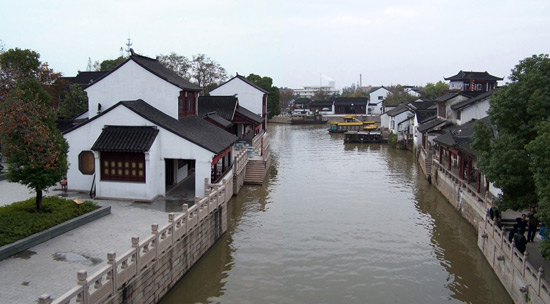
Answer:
91;126;159;152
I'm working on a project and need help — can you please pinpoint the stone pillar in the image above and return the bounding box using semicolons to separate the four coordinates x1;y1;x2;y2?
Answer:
77;270;88;304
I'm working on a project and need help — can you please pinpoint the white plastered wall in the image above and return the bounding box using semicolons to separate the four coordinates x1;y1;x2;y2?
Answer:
85;60;181;120
210;78;266;125
64;105;215;200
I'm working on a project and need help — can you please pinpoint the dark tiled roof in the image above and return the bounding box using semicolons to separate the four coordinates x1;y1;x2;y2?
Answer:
214;75;269;94
64;99;237;154
87;54;202;92
451;89;498;110
204;113;233;128
131;55;202;91
334;97;368;105
416;110;436;124
385;103;411;116
92;126;158;152
409;99;435;110
60;71;109;88
198;96;238;120
435;91;485;103
122;100;237;153
235;106;263;124
435;92;461;102
434;118;490;155
444;70;503;81
311;100;333;106
294;98;311;104
418;118;448;133
368;86;393;94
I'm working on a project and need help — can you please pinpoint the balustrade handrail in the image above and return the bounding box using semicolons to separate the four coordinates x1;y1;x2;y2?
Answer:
432;159;486;204
483;217;550;299
41;178;232;304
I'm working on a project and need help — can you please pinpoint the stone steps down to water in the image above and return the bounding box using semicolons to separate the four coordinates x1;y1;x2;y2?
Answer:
244;160;266;185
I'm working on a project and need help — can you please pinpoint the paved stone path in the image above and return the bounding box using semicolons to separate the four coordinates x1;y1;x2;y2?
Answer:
0;180;184;304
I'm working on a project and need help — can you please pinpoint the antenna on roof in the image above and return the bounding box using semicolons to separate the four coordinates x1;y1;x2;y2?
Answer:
125;36;133;56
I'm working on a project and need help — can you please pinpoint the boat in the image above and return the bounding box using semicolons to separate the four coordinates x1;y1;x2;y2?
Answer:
344;130;385;143
329;115;378;133
291;113;328;124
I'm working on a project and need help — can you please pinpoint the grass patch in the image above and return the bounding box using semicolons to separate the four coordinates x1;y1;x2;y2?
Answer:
0;196;99;247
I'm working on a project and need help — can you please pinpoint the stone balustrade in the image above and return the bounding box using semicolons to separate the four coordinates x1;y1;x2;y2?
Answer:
38;178;231;304
479;217;550;303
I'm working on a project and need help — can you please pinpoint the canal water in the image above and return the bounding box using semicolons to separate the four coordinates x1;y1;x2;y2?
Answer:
160;124;512;304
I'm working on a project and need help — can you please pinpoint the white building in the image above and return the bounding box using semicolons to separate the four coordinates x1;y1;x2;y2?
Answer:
64;52;237;201
294;85;340;99
368;87;392;114
210;75;269;130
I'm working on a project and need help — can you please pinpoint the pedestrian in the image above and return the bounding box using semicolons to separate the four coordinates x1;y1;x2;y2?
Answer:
527;207;539;242
514;228;527;254
508;217;521;243
519;214;528;234
488;203;499;221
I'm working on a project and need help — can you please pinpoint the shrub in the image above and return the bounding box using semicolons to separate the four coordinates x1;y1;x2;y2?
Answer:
0;196;98;246
388;133;398;147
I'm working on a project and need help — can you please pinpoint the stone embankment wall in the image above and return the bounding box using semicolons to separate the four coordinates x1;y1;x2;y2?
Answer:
418;150;486;231
418;148;550;303
39;179;231;304
478;218;550;304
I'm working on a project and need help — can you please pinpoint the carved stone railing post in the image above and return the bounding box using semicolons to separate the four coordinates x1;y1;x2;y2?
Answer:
204;178;210;196
538;266;545;296
152;223;159;256
182;203;188;214
131;236;140;275
107;251;116;290
38;295;52;304
77;270;88;304
522;250;529;278
194;196;200;208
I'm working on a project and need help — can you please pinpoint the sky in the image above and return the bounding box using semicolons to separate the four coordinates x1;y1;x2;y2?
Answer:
1;0;549;90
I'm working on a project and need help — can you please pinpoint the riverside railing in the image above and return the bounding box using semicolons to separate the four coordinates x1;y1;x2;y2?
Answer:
38;178;232;304
432;159;488;207
482;217;550;302
234;148;248;176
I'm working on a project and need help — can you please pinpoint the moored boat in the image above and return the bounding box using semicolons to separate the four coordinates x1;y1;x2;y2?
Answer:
329;116;379;133
344;130;385;143
291;113;328;124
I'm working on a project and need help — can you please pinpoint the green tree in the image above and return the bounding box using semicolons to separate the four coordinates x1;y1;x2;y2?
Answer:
312;88;331;100
0;48;61;110
472;54;550;213
0;48;41;98
424;81;448;99
384;85;416;107
246;73;280;118
158;52;191;79
279;87;294;109
0;88;69;213
190;54;227;95
58;83;88;119
100;56;126;71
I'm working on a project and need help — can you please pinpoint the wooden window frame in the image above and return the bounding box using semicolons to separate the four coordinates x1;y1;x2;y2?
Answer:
100;152;145;183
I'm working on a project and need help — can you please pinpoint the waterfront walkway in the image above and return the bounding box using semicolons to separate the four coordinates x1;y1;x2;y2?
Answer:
0;179;192;304
500;210;550;281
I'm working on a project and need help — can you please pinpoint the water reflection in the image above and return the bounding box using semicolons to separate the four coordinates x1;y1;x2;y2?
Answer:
160;124;511;304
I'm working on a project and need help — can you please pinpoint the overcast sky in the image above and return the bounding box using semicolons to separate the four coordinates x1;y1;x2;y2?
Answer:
1;0;549;90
